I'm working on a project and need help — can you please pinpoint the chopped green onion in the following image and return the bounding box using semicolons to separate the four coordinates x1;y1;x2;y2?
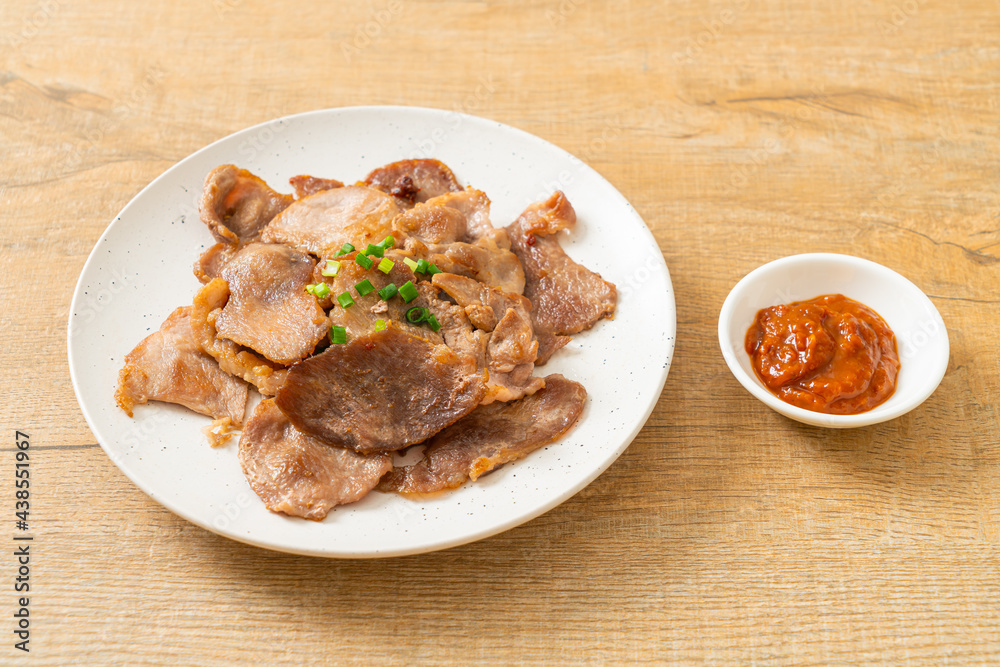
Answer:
329;325;347;345
426;313;441;332
321;260;341;277
364;243;384;258
415;259;430;274
334;242;355;257
377;258;394;274
398;280;419;303
373;319;386;332
355;279;375;297
337;291;355;309
406;306;429;323
306;282;331;299
403;257;419;272
377;283;398;301
380;234;395;249
355;253;374;270
427;263;442;276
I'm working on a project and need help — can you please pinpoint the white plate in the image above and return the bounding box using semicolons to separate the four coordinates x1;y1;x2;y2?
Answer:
68;106;675;558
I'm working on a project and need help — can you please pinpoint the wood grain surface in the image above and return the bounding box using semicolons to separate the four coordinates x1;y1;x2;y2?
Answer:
2;0;999;664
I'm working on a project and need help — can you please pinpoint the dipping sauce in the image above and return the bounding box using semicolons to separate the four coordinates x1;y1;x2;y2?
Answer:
744;294;900;415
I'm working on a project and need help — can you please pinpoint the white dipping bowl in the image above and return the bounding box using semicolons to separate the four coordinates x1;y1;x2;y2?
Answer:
718;253;949;428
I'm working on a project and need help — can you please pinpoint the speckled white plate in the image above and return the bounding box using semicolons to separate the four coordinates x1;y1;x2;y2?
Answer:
68;106;675;558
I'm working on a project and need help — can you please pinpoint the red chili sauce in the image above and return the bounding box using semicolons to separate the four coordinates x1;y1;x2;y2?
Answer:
744;294;900;415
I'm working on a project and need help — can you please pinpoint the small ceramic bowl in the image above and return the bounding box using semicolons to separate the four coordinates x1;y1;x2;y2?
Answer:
718;253;949;428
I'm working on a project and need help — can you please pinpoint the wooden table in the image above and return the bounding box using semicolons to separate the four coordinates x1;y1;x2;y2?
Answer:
2;0;998;663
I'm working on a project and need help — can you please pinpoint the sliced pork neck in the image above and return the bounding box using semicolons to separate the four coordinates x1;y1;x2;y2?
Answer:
364;158;462;207
275;325;486;455
191;279;288;396
239;399;392;520
116;307;248;424
214;244;328;366
200;165;293;245
289;175;344;199
506;191;617;335
378;375;586;494
260;185;401;258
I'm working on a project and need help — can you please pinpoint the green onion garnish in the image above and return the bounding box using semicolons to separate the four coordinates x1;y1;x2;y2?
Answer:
355;279;375;297
406;306;429;323
355;253;374;270
329;325;347;344
334;242;355;257
337;291;355;308
380;234;395;249
373;319;386;332
364;243;384;258
427;263;442;275
378;283;398;301
415;259;430;274
377;258;394;274
426;313;441;332
398;280;419;303
403;257;419;272
321;260;341;277
306;282;331;299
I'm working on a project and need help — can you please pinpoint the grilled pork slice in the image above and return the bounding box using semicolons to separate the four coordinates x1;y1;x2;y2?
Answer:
378;375;586;494
115;307;248;423
200;165;293;245
433;273;543;403
506;191;617;335
260;185;401;258
534;333;572;366
430;187;495;241
364;158;462;208
275;325;486;455
404;234;525;295
239;399;392;520
191;279;288;396
194;242;238;284
214;244;327;366
288;175;343;199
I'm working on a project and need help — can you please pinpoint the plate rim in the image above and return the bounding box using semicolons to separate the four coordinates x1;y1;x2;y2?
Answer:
67;105;676;558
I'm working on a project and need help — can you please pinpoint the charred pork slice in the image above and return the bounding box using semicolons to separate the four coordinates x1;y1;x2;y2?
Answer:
239;399;392;520
116;307;248;423
378;375;586;494
289;175;343;199
506;191;617;335
433;273;542;403
364;158;462;207
214;244;327;365
200;165;293;245
260;185;401;258
275;326;486;455
191;279;288;395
